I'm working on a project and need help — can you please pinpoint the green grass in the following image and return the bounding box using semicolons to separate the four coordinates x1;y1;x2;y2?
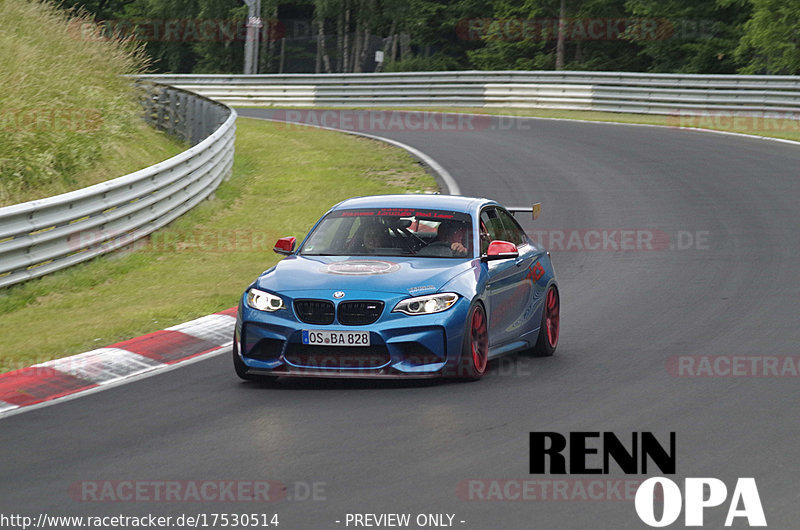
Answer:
244;106;800;144
0;0;184;206
0;117;436;373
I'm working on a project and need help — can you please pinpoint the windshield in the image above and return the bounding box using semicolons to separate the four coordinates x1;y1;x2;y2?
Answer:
300;207;473;258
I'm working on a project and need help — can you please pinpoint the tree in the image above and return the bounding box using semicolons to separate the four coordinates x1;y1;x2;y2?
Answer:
56;0;773;74
193;0;248;73
625;0;751;73
735;0;800;74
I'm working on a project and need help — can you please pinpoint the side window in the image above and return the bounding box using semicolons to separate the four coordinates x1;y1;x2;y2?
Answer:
496;208;527;246
479;207;504;254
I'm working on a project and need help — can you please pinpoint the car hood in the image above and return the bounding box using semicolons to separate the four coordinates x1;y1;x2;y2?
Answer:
254;255;476;295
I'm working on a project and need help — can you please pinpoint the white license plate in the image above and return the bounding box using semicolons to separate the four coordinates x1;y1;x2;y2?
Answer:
302;330;371;347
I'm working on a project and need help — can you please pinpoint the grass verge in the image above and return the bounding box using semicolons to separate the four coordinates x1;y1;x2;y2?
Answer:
2;123;187;205
0;117;436;372
0;0;161;206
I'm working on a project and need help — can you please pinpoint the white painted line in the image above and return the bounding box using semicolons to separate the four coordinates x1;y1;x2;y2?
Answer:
0;344;230;420
242;109;800;196
353;108;800;148
238;115;461;195
166;313;236;344
0;401;19;413
490;111;800;147
34;348;165;385
669;124;800;146
348;129;461;196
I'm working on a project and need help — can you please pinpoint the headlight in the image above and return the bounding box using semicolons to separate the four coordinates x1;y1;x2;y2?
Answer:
392;293;458;315
247;288;285;312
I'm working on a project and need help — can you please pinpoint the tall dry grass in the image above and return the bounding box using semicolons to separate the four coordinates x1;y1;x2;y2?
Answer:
0;0;156;205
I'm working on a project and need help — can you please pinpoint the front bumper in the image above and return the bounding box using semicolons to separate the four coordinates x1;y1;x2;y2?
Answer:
235;291;470;378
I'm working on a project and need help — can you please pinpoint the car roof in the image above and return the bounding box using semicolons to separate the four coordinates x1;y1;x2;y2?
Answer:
330;194;494;214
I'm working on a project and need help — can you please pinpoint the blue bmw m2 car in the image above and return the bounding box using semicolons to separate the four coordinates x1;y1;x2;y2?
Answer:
233;194;559;382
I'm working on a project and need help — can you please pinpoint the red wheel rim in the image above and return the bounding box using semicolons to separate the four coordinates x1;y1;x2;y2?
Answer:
471;306;488;374
545;287;560;348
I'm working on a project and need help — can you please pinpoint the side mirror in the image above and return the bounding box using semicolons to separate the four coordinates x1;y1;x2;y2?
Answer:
482;240;519;262
273;236;296;255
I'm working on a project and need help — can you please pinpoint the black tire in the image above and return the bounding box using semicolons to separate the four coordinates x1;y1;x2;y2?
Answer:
233;334;279;383
458;302;489;381
531;285;560;357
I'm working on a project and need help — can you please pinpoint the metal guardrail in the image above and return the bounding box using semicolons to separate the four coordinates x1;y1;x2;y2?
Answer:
4;70;796;288
0;83;236;289
137;71;800;116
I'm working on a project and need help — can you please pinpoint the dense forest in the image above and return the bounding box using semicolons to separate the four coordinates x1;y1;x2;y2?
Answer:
61;0;800;75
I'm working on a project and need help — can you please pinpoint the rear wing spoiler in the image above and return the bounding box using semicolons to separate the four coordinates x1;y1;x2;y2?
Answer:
507;203;542;221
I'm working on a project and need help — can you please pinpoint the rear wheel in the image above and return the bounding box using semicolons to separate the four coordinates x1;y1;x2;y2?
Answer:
459;302;489;380
233;334;279;383
531;285;559;357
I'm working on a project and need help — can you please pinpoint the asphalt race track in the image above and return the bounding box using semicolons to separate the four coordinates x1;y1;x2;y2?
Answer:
2;110;799;528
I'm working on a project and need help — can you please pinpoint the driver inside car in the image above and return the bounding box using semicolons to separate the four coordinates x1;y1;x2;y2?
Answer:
348;223;388;253
435;222;469;257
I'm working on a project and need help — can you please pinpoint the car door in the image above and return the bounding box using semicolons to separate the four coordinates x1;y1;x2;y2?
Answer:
496;207;541;340
481;207;534;347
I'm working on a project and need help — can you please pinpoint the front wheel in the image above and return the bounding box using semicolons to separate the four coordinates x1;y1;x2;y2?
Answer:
459;302;489;380
531;285;559;357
